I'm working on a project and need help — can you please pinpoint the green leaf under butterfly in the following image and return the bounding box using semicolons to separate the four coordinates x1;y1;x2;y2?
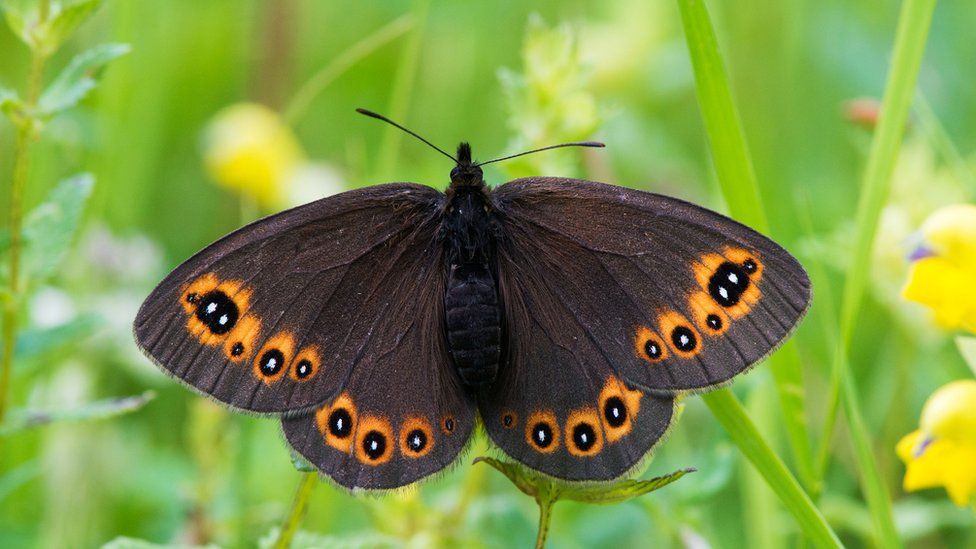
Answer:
101;537;220;549
21;172;94;284
288;450;317;473
956;336;976;378
38;43;130;117
475;456;693;548
0;390;154;436
475;456;693;504
2;0;103;57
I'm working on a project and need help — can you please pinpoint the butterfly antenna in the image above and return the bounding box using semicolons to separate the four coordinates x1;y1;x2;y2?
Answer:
475;141;605;167
356;108;458;164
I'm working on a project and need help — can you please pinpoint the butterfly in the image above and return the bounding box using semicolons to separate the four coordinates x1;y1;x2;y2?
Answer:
134;109;811;490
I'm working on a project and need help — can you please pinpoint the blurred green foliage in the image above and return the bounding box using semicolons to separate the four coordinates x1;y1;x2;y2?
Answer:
1;0;975;547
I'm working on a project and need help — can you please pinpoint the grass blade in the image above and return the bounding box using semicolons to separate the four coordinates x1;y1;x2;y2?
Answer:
827;0;937;546
676;0;838;544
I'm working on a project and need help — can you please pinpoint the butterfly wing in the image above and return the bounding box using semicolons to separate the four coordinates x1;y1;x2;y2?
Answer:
135;184;475;489
480;177;810;480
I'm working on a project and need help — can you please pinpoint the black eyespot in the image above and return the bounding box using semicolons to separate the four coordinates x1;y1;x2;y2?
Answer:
194;290;239;334
644;339;662;359
671;326;698;352
532;422;553;448
444;417;455;433
186;292;198;304
706;314;723;331
362;430;387;460
328;408;352;438
503;414;514;427
742;258;758;273
258;349;285;376
405;429;427;453
572;423;597;451
708;262;750;307
231;342;244;356
295;359;313;379
603;397;627;428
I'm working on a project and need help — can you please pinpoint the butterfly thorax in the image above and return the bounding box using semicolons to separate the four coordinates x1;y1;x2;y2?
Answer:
443;143;501;389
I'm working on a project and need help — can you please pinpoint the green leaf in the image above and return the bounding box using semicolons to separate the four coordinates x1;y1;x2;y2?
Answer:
956;336;976;378
0;390;155;435
1;0;103;56
258;528;400;549
22;173;94;283
561;468;695;504
476;456;693;548
0;460;40;503
0;86;28;128
288;451;317;473
101;537;219;549
15;313;102;362
38;43;130;116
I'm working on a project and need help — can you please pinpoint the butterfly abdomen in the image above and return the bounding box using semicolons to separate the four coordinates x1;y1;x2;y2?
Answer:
445;262;501;388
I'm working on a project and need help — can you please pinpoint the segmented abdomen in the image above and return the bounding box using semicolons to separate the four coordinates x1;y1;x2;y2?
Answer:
445;263;501;388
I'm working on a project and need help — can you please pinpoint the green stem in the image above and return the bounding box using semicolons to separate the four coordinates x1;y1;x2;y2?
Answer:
283;15;414;125
703;390;841;547
823;0;936;546
534;488;556;549
675;0;817;496
272;472;318;549
0;46;49;425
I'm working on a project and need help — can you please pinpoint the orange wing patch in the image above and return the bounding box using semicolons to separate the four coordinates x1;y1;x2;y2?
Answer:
657;310;701;358
564;407;605;457
525;410;560;454
315;392;358;453
688;290;730;336
634;325;669;363
355;415;395;465
252;331;296;384
289;345;321;382
222;314;262;362
399;416;435;458
599;376;643;443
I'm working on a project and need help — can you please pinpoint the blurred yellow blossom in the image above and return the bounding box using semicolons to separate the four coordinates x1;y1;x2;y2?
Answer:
897;380;976;506
202;103;304;208
902;204;976;332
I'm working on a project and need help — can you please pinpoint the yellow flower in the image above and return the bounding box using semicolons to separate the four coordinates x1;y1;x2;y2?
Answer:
202;103;304;208
897;380;976;506
902;204;976;332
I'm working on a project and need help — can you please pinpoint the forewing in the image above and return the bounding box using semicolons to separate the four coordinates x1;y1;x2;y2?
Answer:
492;177;810;392
135;183;448;413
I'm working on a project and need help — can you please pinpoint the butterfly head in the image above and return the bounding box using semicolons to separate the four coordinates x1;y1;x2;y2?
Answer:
449;143;485;189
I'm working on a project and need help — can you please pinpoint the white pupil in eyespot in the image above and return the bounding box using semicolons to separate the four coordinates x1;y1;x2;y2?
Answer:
728;272;739;284
206;302;217;314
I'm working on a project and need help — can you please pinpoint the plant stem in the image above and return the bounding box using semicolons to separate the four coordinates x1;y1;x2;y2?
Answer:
823;0;936;545
0;46;49;425
272;472;318;549
534;489;556;549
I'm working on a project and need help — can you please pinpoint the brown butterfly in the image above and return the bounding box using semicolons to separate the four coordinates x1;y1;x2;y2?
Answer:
134;109;810;490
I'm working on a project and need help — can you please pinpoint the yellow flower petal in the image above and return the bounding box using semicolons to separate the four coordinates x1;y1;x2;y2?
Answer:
941;442;976;506
922;204;976;273
902;257;976;330
897;380;976;507
920;380;976;441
